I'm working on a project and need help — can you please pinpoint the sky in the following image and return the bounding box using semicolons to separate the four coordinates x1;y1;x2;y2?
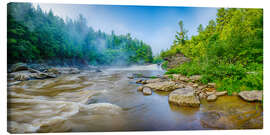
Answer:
34;3;217;55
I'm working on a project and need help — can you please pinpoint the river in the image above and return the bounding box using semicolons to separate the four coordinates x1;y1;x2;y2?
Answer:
7;64;263;133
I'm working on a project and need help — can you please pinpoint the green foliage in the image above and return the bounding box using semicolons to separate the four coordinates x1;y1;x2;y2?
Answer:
162;8;263;93
161;61;168;70
153;55;163;64
7;3;153;65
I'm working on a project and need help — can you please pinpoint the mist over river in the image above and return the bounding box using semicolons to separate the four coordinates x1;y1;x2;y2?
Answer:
7;64;262;133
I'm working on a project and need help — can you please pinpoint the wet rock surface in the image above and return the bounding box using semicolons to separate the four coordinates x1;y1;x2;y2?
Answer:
168;87;200;107
238;90;263;102
144;81;183;91
142;87;152;95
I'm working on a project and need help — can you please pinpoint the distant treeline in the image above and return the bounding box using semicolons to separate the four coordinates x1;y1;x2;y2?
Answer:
7;3;153;65
161;8;263;94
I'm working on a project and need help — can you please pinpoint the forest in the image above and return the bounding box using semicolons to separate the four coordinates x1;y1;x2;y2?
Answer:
161;8;263;94
7;3;153;65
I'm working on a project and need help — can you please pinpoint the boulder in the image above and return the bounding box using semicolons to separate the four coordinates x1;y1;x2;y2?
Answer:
10;63;28;72
142;87;152;95
207;94;217;102
168;87;200;107
215;91;227;97
238;90;263;102
144;81;184;91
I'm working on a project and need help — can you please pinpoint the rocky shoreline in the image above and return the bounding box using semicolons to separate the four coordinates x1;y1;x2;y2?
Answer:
8;62;263;105
133;73;263;106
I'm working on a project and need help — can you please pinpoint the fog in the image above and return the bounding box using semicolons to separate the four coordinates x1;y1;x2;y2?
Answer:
33;3;217;55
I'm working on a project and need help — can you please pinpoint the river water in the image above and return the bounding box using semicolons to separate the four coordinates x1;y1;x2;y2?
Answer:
7;64;263;133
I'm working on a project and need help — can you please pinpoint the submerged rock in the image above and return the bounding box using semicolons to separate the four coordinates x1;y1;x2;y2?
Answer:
200;111;233;129
168;87;200;107
238;90;263;102
142;87;152;95
144;81;183;91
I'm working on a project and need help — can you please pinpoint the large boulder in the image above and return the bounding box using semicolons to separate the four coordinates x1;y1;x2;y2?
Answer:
144;81;184;91
10;63;28;72
238;90;263;102
168;87;200;107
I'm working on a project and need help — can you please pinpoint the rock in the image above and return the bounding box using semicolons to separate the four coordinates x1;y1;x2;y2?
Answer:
9;69;57;81
189;75;202;82
136;79;143;84
47;67;80;74
208;83;216;88
163;53;190;69
7;81;21;87
238;90;263;102
137;86;144;91
172;74;189;82
168;87;200;107
206;91;215;96
10;63;28;72
200;111;233;129
28;63;49;72
192;83;199;88
145;78;163;84
198;85;207;90
144;81;184;91
207;94;217;102
141;80;147;84
9;71;31;81
142;87;152;95
215;91;227;97
199;93;207;99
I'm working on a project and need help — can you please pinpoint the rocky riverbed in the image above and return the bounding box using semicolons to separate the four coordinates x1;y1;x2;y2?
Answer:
7;64;263;133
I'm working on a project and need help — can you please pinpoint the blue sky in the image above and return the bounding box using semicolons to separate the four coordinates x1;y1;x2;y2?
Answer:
34;3;217;54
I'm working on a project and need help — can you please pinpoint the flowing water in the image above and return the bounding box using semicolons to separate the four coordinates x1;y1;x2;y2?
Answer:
7;64;263;133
